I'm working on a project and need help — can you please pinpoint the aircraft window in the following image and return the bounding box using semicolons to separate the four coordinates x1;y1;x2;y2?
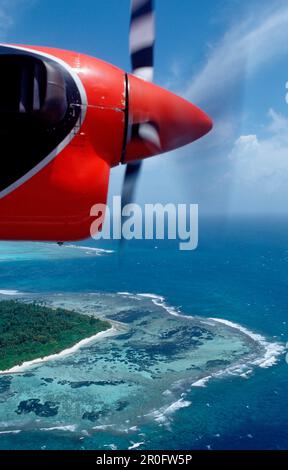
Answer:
0;55;68;124
0;49;82;192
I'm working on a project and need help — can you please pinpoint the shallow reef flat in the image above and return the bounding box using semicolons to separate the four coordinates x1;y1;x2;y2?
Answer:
0;242;113;263
0;291;282;437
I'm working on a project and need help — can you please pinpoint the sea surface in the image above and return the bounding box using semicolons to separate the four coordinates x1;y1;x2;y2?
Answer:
0;216;287;450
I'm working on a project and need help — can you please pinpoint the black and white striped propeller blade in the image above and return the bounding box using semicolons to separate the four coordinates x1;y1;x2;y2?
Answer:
121;161;142;214
121;0;156;220
130;0;155;82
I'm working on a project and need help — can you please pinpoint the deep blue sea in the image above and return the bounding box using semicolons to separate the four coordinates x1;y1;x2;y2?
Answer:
0;216;287;450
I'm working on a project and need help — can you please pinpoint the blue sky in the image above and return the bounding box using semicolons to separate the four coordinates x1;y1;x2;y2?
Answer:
1;0;288;215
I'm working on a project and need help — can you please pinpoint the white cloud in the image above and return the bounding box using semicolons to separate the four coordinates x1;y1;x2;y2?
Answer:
267;108;288;134
182;1;288;149
229;109;288;194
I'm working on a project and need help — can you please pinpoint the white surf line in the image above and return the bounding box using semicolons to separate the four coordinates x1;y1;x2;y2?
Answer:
191;363;255;388
191;376;213;388
43;243;114;255
210;318;285;368
0;289;22;296
138;293;285;366
136;292;285;387
0;430;21;435
146;398;192;426
39;425;77;433
128;441;145;450
191;317;286;387
92;424;115;431
0;327;117;375
137;293;192;319
64;244;114;254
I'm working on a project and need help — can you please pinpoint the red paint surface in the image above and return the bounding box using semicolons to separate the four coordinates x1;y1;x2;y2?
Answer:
0;45;212;241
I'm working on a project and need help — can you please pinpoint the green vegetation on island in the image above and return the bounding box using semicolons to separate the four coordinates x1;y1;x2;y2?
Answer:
0;300;110;370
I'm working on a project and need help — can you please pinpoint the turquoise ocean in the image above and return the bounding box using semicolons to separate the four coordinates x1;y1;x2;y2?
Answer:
0;216;287;450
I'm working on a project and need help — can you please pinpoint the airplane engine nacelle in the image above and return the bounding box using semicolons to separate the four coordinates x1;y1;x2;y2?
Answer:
0;44;126;241
0;43;212;242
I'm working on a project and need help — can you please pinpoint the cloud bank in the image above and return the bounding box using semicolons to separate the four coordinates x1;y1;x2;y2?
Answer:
230;109;288;196
184;1;288;148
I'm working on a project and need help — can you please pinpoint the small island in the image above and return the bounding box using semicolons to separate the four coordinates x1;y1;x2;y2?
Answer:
0;300;111;371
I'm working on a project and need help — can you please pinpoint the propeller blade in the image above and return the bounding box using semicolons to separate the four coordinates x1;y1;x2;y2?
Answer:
120;161;142;250
122;161;142;210
121;0;156;229
138;121;161;148
130;0;155;81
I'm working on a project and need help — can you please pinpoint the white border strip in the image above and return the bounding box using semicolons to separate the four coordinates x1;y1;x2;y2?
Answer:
0;44;88;199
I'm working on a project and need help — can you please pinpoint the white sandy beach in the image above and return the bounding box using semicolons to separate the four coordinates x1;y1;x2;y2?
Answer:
0;326;117;375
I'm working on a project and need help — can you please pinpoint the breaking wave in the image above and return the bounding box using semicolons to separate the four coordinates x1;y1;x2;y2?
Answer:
131;292;285;388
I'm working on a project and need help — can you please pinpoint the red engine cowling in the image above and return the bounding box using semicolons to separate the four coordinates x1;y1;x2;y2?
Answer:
0;44;127;241
0;44;212;242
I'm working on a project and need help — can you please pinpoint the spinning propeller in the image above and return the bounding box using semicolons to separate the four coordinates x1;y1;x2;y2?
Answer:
121;0;156;213
121;0;212;224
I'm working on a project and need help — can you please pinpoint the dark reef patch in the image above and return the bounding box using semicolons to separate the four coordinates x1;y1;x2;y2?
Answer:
106;309;152;323
206;359;231;368
41;377;54;384
116;330;135;341
15;399;59;417
115;400;129;412
0;376;12;393
82;409;108;422
57;379;126;388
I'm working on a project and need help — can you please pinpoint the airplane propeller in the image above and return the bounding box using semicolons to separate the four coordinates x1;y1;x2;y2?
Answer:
121;0;156;217
120;0;213;245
